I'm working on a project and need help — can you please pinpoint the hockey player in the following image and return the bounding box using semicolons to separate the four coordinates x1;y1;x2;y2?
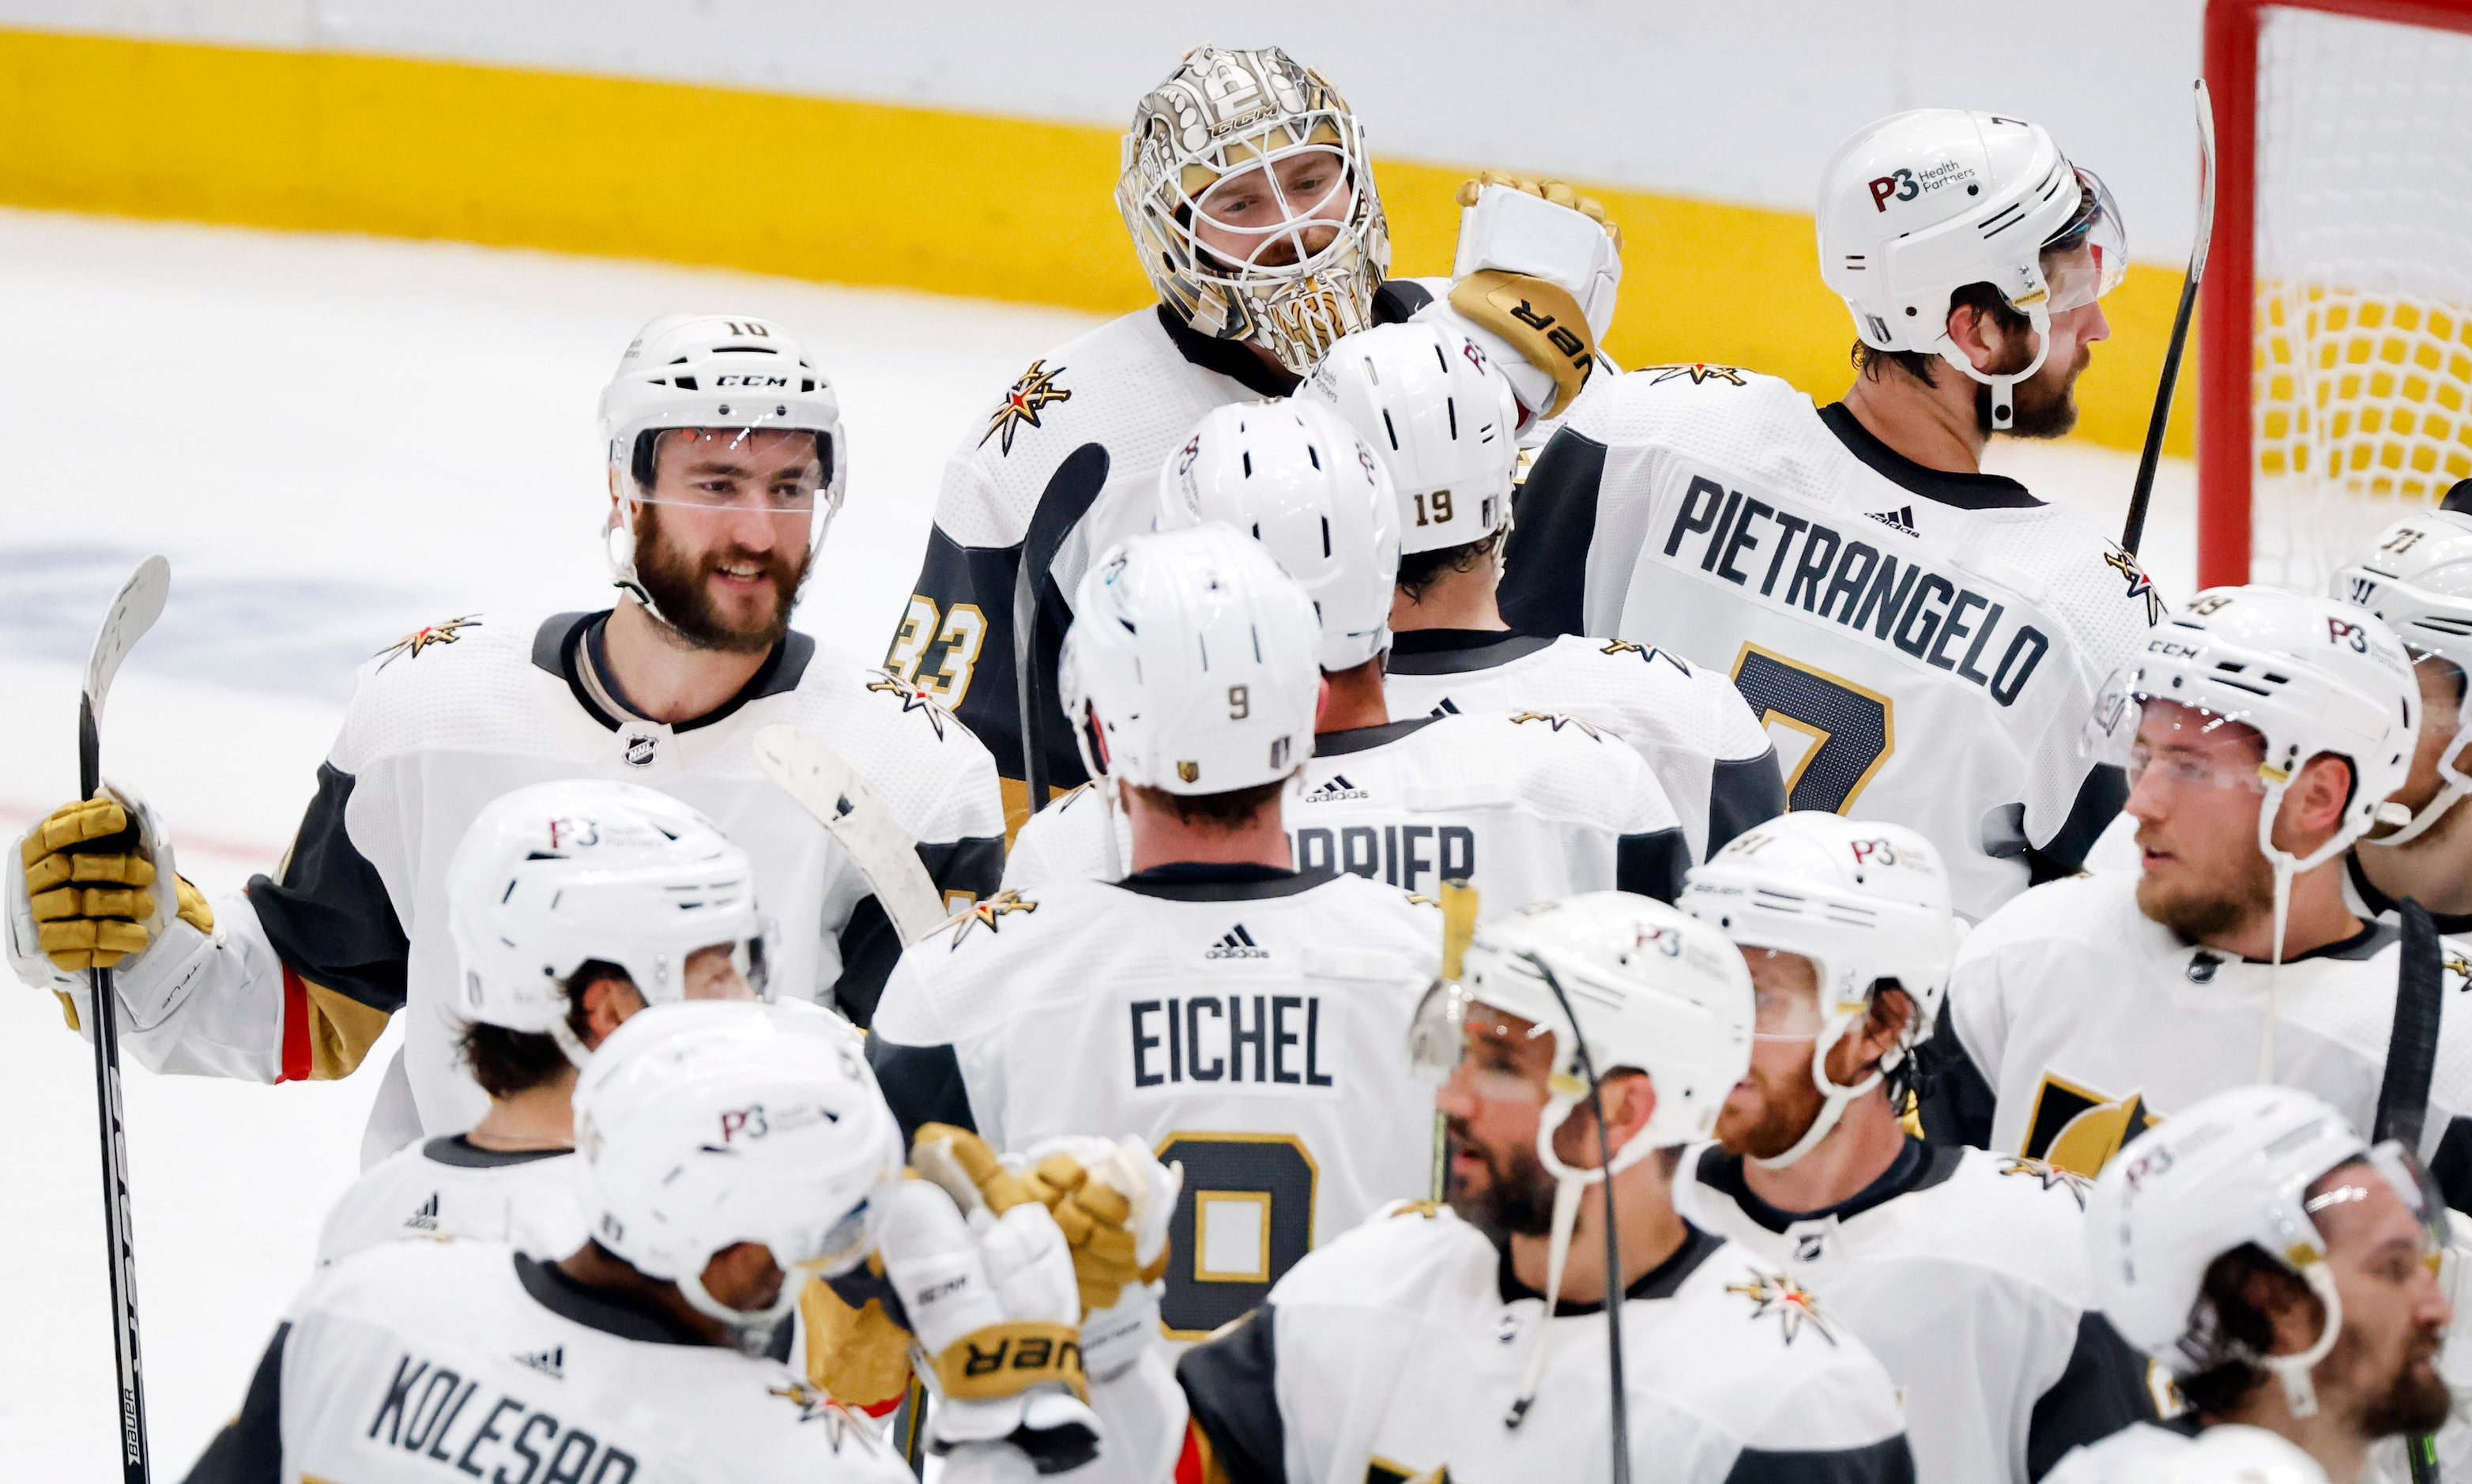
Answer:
1003;398;1691;906
1921;587;2472;1206
1305;319;1787;861
867;525;1448;1350
1498;108;2160;921
7;311;1004;1162
1059;891;1916;1484
884;41;1627;837
316;779;763;1267
2333;493;2472;933
1675;812;2154;1482
2046;1085;2453;1484
185;998;1106;1484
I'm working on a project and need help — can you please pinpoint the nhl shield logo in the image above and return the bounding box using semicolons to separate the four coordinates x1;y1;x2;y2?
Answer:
622;733;658;767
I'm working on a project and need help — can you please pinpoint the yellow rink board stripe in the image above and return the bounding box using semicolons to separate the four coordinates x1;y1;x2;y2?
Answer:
0;27;2191;457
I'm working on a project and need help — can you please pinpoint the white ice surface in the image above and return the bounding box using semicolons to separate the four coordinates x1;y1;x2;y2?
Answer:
0;206;2194;1477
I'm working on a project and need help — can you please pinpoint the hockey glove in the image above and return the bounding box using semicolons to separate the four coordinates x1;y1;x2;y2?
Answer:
1424;172;1625;424
877;1171;1099;1474
1016;1135;1180;1381
8;785;214;1032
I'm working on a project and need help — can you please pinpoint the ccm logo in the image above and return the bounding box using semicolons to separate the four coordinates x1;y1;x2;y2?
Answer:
713;374;789;388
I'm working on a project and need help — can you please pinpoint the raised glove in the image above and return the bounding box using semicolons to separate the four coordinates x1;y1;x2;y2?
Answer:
1426;174;1626;424
8;786;213;1031
1018;1135;1181;1381
878;1169;1098;1474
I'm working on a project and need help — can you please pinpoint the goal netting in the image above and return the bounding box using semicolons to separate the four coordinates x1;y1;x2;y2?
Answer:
2244;2;2472;589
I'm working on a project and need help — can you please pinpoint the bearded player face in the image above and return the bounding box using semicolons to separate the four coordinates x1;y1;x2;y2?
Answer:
631;427;820;653
1433;1000;1562;1236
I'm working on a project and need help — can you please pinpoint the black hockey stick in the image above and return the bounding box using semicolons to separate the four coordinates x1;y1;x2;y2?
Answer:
2121;80;2217;559
78;555;171;1484
1011;443;1110;819
2376;898;2444;1484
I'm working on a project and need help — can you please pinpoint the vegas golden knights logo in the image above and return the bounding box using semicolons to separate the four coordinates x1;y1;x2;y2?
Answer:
1366;1459;1452;1484
2022;1072;2158;1177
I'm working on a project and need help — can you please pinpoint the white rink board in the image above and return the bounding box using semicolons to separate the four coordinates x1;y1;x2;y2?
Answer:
0;208;2189;1478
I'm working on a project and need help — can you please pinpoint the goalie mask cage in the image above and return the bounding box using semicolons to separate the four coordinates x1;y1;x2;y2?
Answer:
2200;0;2472;592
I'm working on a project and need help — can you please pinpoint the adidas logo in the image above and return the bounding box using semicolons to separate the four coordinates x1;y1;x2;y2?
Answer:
1305;774;1370;803
1204;924;1270;960
404;1192;439;1233
513;1345;565;1380
1863;504;1919;536
1430;698;1462;716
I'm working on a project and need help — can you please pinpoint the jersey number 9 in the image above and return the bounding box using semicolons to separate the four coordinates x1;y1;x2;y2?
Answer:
1154;1132;1318;1339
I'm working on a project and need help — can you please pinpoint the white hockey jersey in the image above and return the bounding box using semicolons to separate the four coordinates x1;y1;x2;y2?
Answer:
1160;1203;1914;1483
1674;1139;2155;1484
317;1136;587;1268
1497;367;2161;919
1383;629;1785;860
1000;713;1691;910
2041;1422;2329;1484
866;866;1439;1341
887;287;1440;830
123;611;1004;1155
183;1238;914;1484
1934;871;2472;1201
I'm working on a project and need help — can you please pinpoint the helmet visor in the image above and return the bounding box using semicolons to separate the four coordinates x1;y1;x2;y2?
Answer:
2039;168;2128;314
2084;682;2271;796
2307;1142;2451;1273
1406;980;1554;1101
627;424;833;515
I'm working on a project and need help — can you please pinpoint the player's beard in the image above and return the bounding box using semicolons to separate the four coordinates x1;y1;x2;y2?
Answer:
1715;1060;1827;1163
1976;339;2090;439
634;503;808;654
2337;1316;2452;1437
2135;823;2278;943
1442;1113;1558;1237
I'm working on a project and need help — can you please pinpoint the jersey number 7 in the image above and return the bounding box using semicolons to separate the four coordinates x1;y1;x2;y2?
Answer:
1729;644;1896;814
1155;1132;1318;1339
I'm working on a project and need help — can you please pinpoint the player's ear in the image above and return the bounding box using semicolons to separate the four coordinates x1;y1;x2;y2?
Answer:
1603;1069;1656;1150
1946;300;2002;376
1863;985;1914;1059
579;974;648;1048
2280;752;2356;842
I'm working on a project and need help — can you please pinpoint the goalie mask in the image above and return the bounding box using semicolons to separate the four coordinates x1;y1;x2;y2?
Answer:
2333;507;2472;846
575;1000;905;1354
445;779;774;1068
1117;45;1390;377
2087;1084;2448;1419
597;312;846;625
1818;110;2126;431
1681;813;1959;1170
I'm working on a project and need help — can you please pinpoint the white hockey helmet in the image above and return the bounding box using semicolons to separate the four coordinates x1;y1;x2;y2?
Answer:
597;312;847;618
2086;1084;2446;1418
1117;45;1390;376
2332;507;2472;845
1298;321;1521;556
574;999;905;1351
445;779;771;1067
1061;524;1321;797
1680;813;1959;1169
1155;398;1400;670
1818;110;2127;430
2087;586;2419;879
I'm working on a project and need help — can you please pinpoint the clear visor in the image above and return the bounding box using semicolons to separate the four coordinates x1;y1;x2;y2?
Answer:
2084;680;2271;796
673;921;775;1004
2037;168;2129;315
2297;1142;2451;1272
1184;136;1363;282
1742;947;1830;1042
1407;978;1555;1102
627;424;831;514
800;1186;887;1279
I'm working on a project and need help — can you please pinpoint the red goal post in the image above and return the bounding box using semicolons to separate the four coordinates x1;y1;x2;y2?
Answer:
2200;0;2472;590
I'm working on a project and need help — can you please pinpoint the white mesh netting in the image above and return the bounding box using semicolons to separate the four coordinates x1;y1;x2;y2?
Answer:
2250;3;2472;590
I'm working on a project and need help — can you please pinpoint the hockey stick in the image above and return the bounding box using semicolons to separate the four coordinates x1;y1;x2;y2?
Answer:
2375;898;2444;1484
752;725;951;947
2121;80;2217;559
1012;444;1110;823
80;554;171;1484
